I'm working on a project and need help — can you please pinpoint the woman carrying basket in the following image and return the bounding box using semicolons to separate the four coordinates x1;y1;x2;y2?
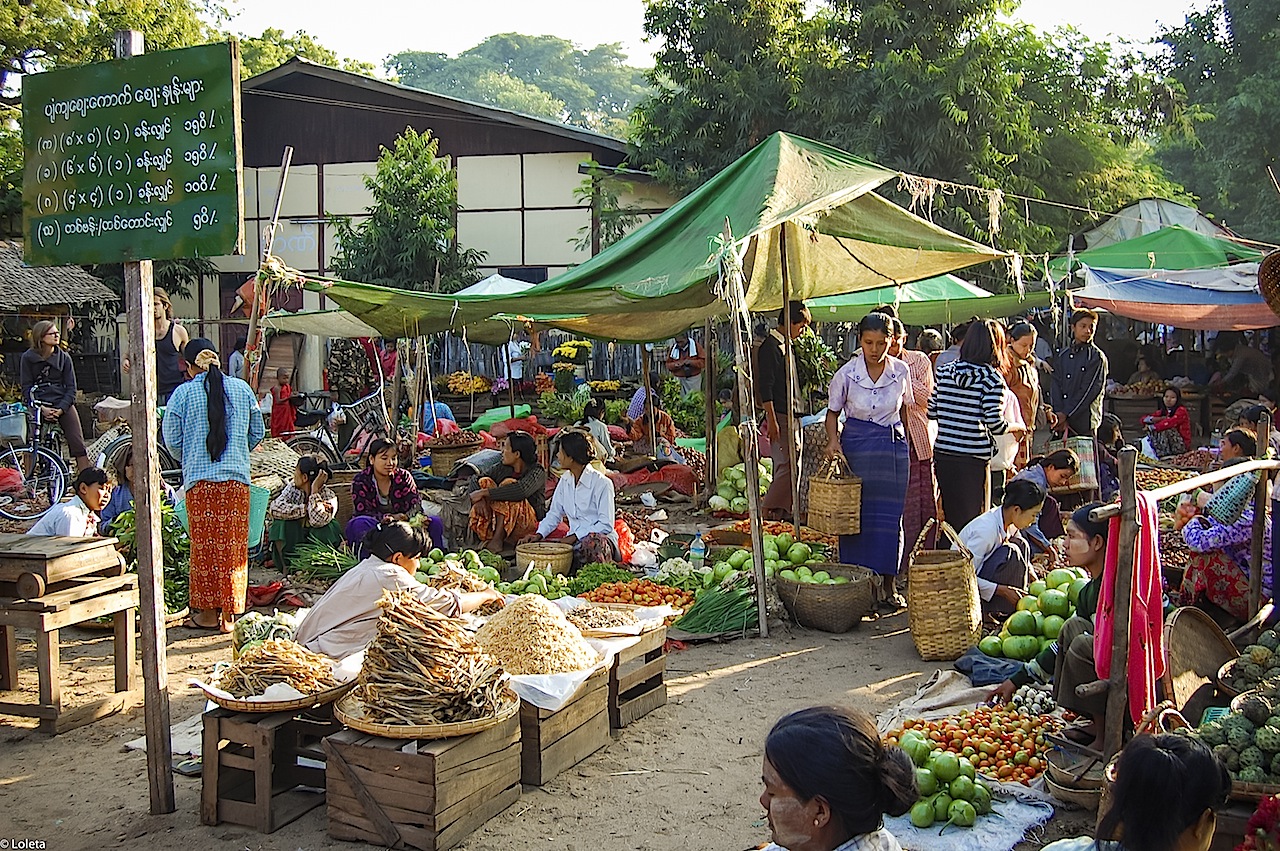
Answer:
824;312;914;611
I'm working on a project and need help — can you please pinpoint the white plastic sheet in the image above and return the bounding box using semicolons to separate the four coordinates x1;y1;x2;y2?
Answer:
505;637;618;711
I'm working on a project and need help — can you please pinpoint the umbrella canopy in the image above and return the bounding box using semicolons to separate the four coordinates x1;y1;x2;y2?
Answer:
806;275;1051;324
1048;225;1261;277
455;274;536;297
1074;264;1280;330
308;132;1006;341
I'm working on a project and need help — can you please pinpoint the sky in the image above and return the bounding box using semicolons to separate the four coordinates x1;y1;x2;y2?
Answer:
228;0;1208;71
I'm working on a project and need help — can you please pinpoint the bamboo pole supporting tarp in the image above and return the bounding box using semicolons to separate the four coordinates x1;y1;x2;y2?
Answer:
780;228;803;537
1091;458;1280;520
1250;410;1272;616
246;146;292;389
704;318;717;495
1102;446;1139;762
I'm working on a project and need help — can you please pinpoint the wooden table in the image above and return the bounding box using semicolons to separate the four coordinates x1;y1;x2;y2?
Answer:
0;534;141;733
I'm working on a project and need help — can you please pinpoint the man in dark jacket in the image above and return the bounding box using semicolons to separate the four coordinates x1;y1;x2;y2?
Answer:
1052;309;1109;438
759;301;811;520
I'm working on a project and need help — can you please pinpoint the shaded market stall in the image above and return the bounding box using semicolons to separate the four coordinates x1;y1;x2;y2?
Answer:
806;274;1051;325
1049;224;1262;278
1073;263;1280;331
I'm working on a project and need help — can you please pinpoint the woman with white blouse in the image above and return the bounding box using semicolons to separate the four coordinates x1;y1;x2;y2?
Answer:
824;313;914;609
520;430;619;567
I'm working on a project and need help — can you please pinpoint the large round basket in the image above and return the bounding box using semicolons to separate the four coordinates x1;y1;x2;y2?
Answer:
429;439;483;475
906;520;981;661
775;564;875;632
1044;772;1102;810
1259;251;1280;318
1046;746;1105;790
806;457;862;537
249;437;302;481
515;541;574;576
200;679;354;714
1164;606;1238;709
335;689;520;739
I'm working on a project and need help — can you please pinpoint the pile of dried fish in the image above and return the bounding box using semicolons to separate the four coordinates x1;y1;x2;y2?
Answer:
476;595;600;675
217;639;338;698
426;565;490;593
566;604;639;631
356;591;508;725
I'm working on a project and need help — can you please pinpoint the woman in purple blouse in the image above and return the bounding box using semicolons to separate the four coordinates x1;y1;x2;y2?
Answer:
824;312;915;610
345;437;443;551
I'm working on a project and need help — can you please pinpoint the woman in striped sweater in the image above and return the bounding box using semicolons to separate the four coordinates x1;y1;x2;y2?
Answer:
928;320;1023;530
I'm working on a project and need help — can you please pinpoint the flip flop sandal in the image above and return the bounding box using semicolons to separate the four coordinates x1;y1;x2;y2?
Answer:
172;757;202;777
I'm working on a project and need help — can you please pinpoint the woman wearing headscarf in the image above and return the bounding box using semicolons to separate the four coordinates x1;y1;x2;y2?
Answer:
163;339;264;632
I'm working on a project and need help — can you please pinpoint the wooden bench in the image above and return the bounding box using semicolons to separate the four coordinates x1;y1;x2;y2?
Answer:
201;706;343;833
0;534;139;733
324;714;521;851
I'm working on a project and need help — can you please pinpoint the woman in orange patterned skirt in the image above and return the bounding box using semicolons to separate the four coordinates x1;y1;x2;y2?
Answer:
468;431;546;553
163;338;265;632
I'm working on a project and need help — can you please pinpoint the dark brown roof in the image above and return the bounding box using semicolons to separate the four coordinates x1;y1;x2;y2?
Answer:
1;241;118;306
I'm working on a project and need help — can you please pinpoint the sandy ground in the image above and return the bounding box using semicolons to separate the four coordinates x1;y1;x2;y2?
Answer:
0;499;1092;850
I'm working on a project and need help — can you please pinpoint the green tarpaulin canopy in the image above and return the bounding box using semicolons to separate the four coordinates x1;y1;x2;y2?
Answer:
806;275;1052;324
1048;225;1262;277
308;132;1006;342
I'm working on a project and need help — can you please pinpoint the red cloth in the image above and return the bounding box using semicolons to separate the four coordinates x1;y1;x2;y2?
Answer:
269;384;296;437
1149;404;1191;449
607;465;699;496
608;425;629;441
1094;492;1166;726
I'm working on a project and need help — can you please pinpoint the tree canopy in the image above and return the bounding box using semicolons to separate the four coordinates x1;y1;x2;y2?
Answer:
1154;0;1280;241
388;33;650;134
237;28;377;78
629;0;1183;260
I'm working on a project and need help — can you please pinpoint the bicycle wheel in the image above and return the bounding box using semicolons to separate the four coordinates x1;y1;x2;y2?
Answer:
0;445;69;521
286;434;341;467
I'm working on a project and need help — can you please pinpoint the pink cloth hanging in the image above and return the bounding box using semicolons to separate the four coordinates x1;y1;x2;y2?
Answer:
1094;492;1166;725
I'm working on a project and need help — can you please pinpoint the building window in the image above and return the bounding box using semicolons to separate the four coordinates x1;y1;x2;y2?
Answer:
497;266;548;284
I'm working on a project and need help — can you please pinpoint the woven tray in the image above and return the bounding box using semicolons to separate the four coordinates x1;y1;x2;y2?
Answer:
197;678;355;714
775;564;875;633
1218;658;1244;698
516;541;574;576
334;689;520;739
249;437;302;480
1164;605;1238;709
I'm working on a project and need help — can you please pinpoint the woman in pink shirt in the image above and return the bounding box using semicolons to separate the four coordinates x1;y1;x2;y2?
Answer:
890;319;937;573
824;312;914;610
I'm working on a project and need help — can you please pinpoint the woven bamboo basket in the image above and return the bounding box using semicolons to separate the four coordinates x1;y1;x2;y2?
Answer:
329;468;358;485
806;456;862;536
775;563;875;632
1217;658;1244;698
335;689;520;740
907;519;981;661
429;439;483;475
249;437;302;480
1163;605;1238;709
1259;251;1280;318
516;541;574;576
332;481;354;529
1045;771;1102;810
195;678;355;714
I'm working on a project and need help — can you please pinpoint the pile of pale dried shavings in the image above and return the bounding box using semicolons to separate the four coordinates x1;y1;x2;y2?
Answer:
476;594;601;675
567;604;640;631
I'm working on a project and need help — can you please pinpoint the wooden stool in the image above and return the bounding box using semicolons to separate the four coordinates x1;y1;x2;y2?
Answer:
201;706;342;833
0;534;139;734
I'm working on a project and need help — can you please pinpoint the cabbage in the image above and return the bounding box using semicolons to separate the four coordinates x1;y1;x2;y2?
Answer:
730;496;749;514
708;495;731;510
716;484;737;501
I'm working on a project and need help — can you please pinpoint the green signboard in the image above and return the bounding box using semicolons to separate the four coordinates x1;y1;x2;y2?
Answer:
22;41;244;266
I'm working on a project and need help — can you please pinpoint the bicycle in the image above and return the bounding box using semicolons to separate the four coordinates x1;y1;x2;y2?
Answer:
96;410;184;490
284;387;395;468
0;387;73;521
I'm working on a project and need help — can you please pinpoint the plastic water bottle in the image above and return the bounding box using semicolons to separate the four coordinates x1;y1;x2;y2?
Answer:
690;532;707;572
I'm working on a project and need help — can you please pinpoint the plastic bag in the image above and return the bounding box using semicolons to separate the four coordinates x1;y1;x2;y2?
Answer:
615;518;635;563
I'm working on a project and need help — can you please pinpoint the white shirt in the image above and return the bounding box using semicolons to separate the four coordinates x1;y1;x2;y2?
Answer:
293;556;460;660
956;505;1014;602
584;418;615;462
504;341;527;380
827;353;913;427
28;495;100;538
537;465;617;542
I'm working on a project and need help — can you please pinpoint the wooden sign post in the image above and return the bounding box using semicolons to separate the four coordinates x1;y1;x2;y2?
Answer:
22;34;244;815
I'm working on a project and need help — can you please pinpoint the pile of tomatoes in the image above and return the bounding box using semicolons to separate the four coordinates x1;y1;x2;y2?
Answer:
885;706;1062;786
578;580;695;610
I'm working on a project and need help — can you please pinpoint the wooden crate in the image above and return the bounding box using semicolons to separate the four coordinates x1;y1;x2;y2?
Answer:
609;626;668;728
324;713;521;851
0;533;124;600
520;667;610;786
201;707;342;833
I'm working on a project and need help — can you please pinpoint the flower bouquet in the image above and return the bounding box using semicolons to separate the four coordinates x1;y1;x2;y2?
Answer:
1240;795;1280;851
553;340;593;365
552;361;578;393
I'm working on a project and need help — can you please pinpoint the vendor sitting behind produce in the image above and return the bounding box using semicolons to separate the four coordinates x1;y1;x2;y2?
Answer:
990;504;1109;751
1142;385;1192;458
268;453;342;571
28;466;112;537
956;479;1045;616
628;392;684;463
519;430;619;567
1041;733;1229;851
574;398;616;464
759;705;917;851
294;520;503;660
346;437;444;553
1010;449;1078;559
468;431;547;554
1177;427;1273;621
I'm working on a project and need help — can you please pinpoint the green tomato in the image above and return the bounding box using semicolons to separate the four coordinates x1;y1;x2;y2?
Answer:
931;793;953;822
915;768;939;797
909;801;935;829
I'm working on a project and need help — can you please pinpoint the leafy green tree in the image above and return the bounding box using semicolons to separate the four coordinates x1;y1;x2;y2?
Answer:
328;127;482;293
1155;0;1280;240
466;70;567;118
238;27;377;78
388;33;650;133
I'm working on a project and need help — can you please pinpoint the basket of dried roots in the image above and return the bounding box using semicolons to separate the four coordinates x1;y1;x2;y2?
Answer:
199;639;351;712
336;591;517;738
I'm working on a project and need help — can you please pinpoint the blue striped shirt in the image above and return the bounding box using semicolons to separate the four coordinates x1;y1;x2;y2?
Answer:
163;372;265;487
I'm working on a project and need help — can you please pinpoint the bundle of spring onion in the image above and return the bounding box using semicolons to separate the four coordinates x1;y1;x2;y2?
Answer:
290;541;358;583
672;575;758;634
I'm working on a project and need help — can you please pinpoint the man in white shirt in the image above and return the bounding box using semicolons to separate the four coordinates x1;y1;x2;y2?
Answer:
27;467;112;537
665;331;705;396
504;337;528;383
